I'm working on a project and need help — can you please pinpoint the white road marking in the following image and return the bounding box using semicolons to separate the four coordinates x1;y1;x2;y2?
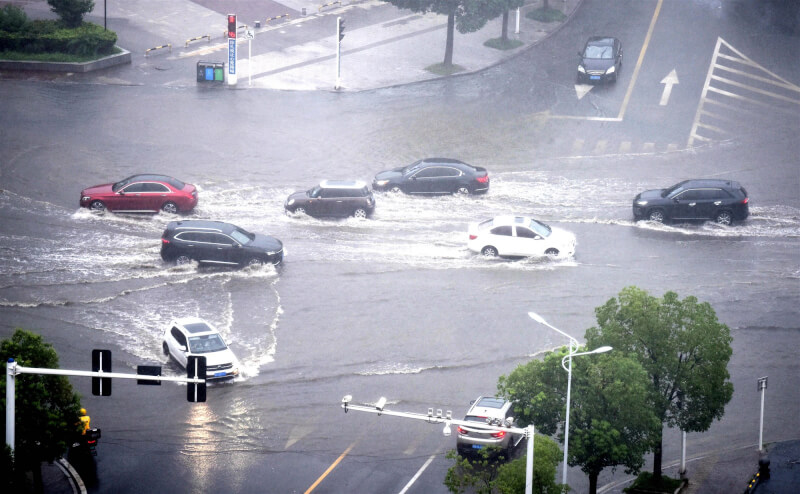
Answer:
659;69;679;106
398;454;437;494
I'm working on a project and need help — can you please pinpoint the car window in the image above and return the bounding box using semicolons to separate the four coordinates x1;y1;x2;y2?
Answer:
171;327;186;347
584;44;613;59
176;232;202;242
230;229;251;245
188;334;227;353
144;182;170;193
206;233;234;245
527;219;552;238
122;182;147;193
165;177;185;189
490;226;513;236
704;188;733;200
413;167;445;178
516;227;539;239
676;189;704;201
308;186;322;198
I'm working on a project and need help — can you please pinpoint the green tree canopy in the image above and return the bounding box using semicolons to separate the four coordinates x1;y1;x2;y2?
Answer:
498;348;659;494
585;286;734;480
444;434;563;494
48;0;95;28
1;329;82;486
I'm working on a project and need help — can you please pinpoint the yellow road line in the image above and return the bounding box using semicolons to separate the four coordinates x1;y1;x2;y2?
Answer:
618;0;663;120
304;442;356;494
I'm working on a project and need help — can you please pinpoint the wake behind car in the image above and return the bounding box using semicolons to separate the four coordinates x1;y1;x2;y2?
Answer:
162;317;240;380
456;396;519;458
372;158;489;195
577;36;622;83
467;216;576;258
285;180;375;218
160;220;283;267
632;179;749;225
80;174;197;213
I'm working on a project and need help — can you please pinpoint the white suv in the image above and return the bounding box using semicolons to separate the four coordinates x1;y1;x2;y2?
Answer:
456;396;518;457
162;317;240;380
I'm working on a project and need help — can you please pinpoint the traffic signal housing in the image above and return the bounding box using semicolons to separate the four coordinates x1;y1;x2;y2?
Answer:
186;356;207;402
338;17;345;42
91;349;112;396
227;14;237;39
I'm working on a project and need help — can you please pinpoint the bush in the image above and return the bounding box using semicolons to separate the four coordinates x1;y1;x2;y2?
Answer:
48;0;95;28
0;20;116;56
0;5;30;33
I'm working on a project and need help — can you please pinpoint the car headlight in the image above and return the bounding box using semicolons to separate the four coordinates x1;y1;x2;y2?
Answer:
375;179;389;186
81;196;91;201
606;65;616;74
287;198;295;206
636;200;648;206
577;65;585;74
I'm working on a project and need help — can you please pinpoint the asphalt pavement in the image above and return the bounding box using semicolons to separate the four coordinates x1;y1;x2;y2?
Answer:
8;0;800;492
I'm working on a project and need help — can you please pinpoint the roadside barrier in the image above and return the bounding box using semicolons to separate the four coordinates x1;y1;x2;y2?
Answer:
265;14;290;24
185;35;211;48
318;1;342;12
144;44;172;56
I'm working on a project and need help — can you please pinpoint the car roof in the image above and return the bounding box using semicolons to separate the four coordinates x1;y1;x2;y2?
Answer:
171;317;219;335
319;180;368;189
677;179;742;189
420;158;469;166
166;220;237;233
467;396;511;418
488;215;533;226
125;174;176;182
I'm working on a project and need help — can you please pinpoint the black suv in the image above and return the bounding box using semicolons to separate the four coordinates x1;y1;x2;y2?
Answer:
372;158;489;195
160;220;283;267
633;179;749;225
284;180;375;218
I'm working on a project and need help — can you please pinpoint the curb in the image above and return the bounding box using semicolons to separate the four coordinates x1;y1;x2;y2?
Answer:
55;457;87;494
0;46;131;73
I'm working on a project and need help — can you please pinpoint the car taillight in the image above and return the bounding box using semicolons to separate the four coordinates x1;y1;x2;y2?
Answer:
162;238;170;244
457;426;468;435
469;234;477;240
490;431;506;439
476;175;489;183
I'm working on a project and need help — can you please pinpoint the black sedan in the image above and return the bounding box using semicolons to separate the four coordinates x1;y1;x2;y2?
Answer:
372;158;489;195
577;37;622;83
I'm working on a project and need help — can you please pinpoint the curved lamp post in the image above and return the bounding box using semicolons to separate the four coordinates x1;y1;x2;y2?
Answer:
528;312;612;488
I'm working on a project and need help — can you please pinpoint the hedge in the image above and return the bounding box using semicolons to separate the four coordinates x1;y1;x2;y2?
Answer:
0;20;116;56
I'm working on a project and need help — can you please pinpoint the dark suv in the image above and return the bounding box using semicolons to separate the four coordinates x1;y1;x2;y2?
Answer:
372;158;489;195
160;220;283;267
284;180;375;218
633;179;749;225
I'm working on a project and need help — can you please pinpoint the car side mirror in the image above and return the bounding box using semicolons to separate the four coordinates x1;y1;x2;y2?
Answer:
179;345;187;352
118;190;125;195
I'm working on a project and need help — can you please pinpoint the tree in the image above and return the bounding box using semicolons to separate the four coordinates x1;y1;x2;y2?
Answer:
1;329;83;491
585;286;734;481
47;0;94;28
382;0;498;67
444;435;563;494
493;0;524;43
498;348;659;494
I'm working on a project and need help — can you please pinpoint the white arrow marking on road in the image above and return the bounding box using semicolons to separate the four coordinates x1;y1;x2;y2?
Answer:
660;69;679;106
575;84;593;100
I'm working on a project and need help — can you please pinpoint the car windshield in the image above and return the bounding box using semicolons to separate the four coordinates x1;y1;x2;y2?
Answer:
112;176;137;192
230;229;252;245
662;181;688;198
402;161;423;174
526;219;552;237
308;185;322;198
188;334;227;353
584;44;613;59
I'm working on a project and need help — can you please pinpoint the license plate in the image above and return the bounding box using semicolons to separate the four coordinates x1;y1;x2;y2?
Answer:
214;371;226;377
590;75;600;80
471;444;483;450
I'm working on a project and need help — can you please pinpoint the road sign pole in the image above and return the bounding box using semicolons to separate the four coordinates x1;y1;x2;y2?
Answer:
758;376;768;451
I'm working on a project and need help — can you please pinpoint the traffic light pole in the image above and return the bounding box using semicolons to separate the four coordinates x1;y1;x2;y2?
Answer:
5;358;205;453
335;17;344;89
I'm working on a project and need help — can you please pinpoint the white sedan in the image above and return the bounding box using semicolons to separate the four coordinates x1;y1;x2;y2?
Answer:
162;317;240;380
467;216;576;258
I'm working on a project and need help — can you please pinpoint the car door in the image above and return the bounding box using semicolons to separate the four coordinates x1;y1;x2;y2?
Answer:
318;187;345;216
173;231;205;261
203;232;238;265
488;225;514;255
168;327;189;368
513;225;545;257
406;167;437;194
114;182;148;211
699;188;733;219
672;189;704;220
144;182;172;211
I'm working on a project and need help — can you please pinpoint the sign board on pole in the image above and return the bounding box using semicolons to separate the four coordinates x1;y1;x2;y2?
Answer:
227;38;237;84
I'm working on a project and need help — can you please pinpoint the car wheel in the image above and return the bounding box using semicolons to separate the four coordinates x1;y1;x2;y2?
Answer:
162;341;170;356
545;248;559;257
455;185;470;195
89;200;106;212
389;186;402;194
647;209;665;223
353;208;367;219
293;206;306;215
481;246;498;257
247;258;263;267
175;255;192;265
714;210;733;225
161;201;178;214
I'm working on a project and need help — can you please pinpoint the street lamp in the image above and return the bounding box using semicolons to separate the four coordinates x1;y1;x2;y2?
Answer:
528;312;612;488
341;396;536;494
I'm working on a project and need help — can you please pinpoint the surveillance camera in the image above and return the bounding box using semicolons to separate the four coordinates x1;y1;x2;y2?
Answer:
443;421;452;437
428;408;433;418
446;410;452;420
342;395;352;404
375;397;387;411
436;409;443;418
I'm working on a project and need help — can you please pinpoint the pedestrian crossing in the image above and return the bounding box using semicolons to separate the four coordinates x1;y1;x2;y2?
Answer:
688;37;800;147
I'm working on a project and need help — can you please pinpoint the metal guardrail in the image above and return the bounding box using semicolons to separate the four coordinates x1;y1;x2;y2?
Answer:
264;13;290;24
185;35;210;48
144;44;172;56
318;1;342;12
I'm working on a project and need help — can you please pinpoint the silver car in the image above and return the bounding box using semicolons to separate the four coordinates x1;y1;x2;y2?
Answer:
456;396;519;457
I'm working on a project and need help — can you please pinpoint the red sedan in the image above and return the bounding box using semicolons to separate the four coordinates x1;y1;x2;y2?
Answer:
80;174;198;214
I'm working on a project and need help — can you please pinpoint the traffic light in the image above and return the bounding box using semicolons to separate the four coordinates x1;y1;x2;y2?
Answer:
91;349;112;396
227;14;237;39
186;356;207;403
338;17;345;42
